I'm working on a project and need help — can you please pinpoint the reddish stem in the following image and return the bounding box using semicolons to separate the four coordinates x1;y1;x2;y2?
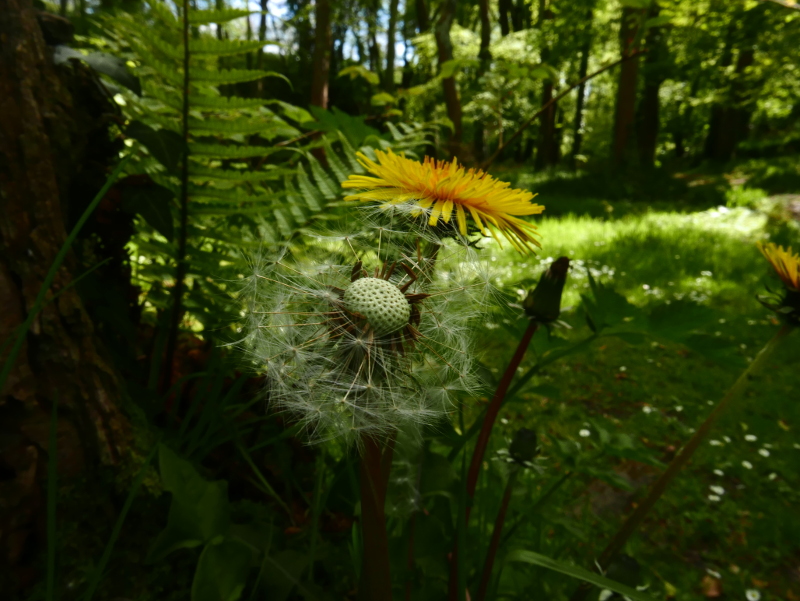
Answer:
358;435;394;601
475;467;519;601
448;320;539;601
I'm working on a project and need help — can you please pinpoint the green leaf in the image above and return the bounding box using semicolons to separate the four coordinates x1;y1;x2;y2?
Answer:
191;538;252;601
620;0;652;8
188;9;255;25
126;121;185;174
439;58;479;79
189;38;273;57
370;92;396;106
296;164;324;212
189;143;279;159
505;550;658;601
307;155;339;200
645;15;672;28
190;67;290;86
53;47;142;95
146;444;231;562
338;65;380;85
121;181;175;241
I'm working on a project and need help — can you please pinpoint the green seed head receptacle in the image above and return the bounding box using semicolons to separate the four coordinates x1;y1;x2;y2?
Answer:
343;277;412;337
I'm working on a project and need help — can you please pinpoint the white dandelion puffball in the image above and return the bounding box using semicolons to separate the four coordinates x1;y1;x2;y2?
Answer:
239;234;489;445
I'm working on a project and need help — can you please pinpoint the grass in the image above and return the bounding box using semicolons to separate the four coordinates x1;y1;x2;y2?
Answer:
461;163;800;600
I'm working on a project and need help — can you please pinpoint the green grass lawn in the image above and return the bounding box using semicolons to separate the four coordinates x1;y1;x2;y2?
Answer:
461;165;800;600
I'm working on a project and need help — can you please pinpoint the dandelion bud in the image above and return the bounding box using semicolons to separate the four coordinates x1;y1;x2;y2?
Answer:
509;427;539;465
523;257;570;323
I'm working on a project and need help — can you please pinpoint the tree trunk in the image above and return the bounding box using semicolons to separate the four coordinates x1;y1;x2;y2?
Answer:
570;11;592;164
534;0;558;169
499;0;512;36
386;0;399;92
611;6;644;168
368;0;381;75
310;0;332;109
478;0;492;65
0;0;132;593
434;0;463;157
415;0;429;32
636;4;665;168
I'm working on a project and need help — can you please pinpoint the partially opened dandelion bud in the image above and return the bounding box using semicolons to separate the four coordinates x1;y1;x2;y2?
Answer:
239;234;487;446
756;242;800;324
523;256;570;323
342;149;545;253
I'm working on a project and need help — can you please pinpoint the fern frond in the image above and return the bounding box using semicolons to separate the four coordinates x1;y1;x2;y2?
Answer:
187;94;268;110
190;68;290;86
189;143;281;159
188;117;299;138
306;155;339;200
188;9;254;25
295;164;324;211
189;38;271;57
189;164;291;182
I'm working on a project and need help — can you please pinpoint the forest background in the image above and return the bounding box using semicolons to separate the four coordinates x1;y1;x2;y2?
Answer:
1;0;799;600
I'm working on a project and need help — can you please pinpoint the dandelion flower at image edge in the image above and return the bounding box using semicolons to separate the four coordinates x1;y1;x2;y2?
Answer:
342;149;545;253
757;241;800;291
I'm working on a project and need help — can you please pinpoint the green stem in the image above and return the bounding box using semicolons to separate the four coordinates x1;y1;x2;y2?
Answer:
307;448;326;583
46;394;58;601
569;323;795;601
0;157;129;395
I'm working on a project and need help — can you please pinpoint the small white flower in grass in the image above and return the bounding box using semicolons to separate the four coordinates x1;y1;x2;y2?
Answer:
713;469;724;476
579;429;591;438
746;589;761;601
758;448;770;457
745;434;757;442
619;366;627;372
768;473;777;481
724;436;732;443
706;569;722;579
710;439;723;446
642;405;653;414
709;485;725;495
742;460;753;469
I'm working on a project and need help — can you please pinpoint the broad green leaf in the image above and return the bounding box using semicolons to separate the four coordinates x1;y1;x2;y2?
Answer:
338;64;380;85
146;444;231;562
126;121;185;174
505;549;658;601
121;181;175;241
370;92;396;106
191;538;252;601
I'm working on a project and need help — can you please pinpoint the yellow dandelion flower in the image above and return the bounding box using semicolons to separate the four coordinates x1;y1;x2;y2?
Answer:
758;242;800;292
342;149;545;253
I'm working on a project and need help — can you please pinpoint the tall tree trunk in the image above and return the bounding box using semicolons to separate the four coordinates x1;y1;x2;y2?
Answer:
570;11;593;164
478;0;491;65
534;0;558;169
386;0;399;92
499;0;512;36
310;0;332;109
636;4;665;168
368;0;381;74
0;0;132;593
434;0;463;157
611;6;644;167
415;0;429;33
704;9;763;162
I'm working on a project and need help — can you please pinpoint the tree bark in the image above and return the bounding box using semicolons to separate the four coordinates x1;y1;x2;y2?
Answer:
0;0;132;593
478;0;492;65
386;0;400;92
415;0;429;33
310;0;333;109
499;0;512;36
434;0;463;157
636;4;665;168
570;11;592;164
611;6;644;168
534;0;558;169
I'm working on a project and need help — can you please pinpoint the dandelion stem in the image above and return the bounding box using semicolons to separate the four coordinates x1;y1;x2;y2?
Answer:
475;466;520;601
448;319;539;601
569;323;795;601
358;434;395;601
